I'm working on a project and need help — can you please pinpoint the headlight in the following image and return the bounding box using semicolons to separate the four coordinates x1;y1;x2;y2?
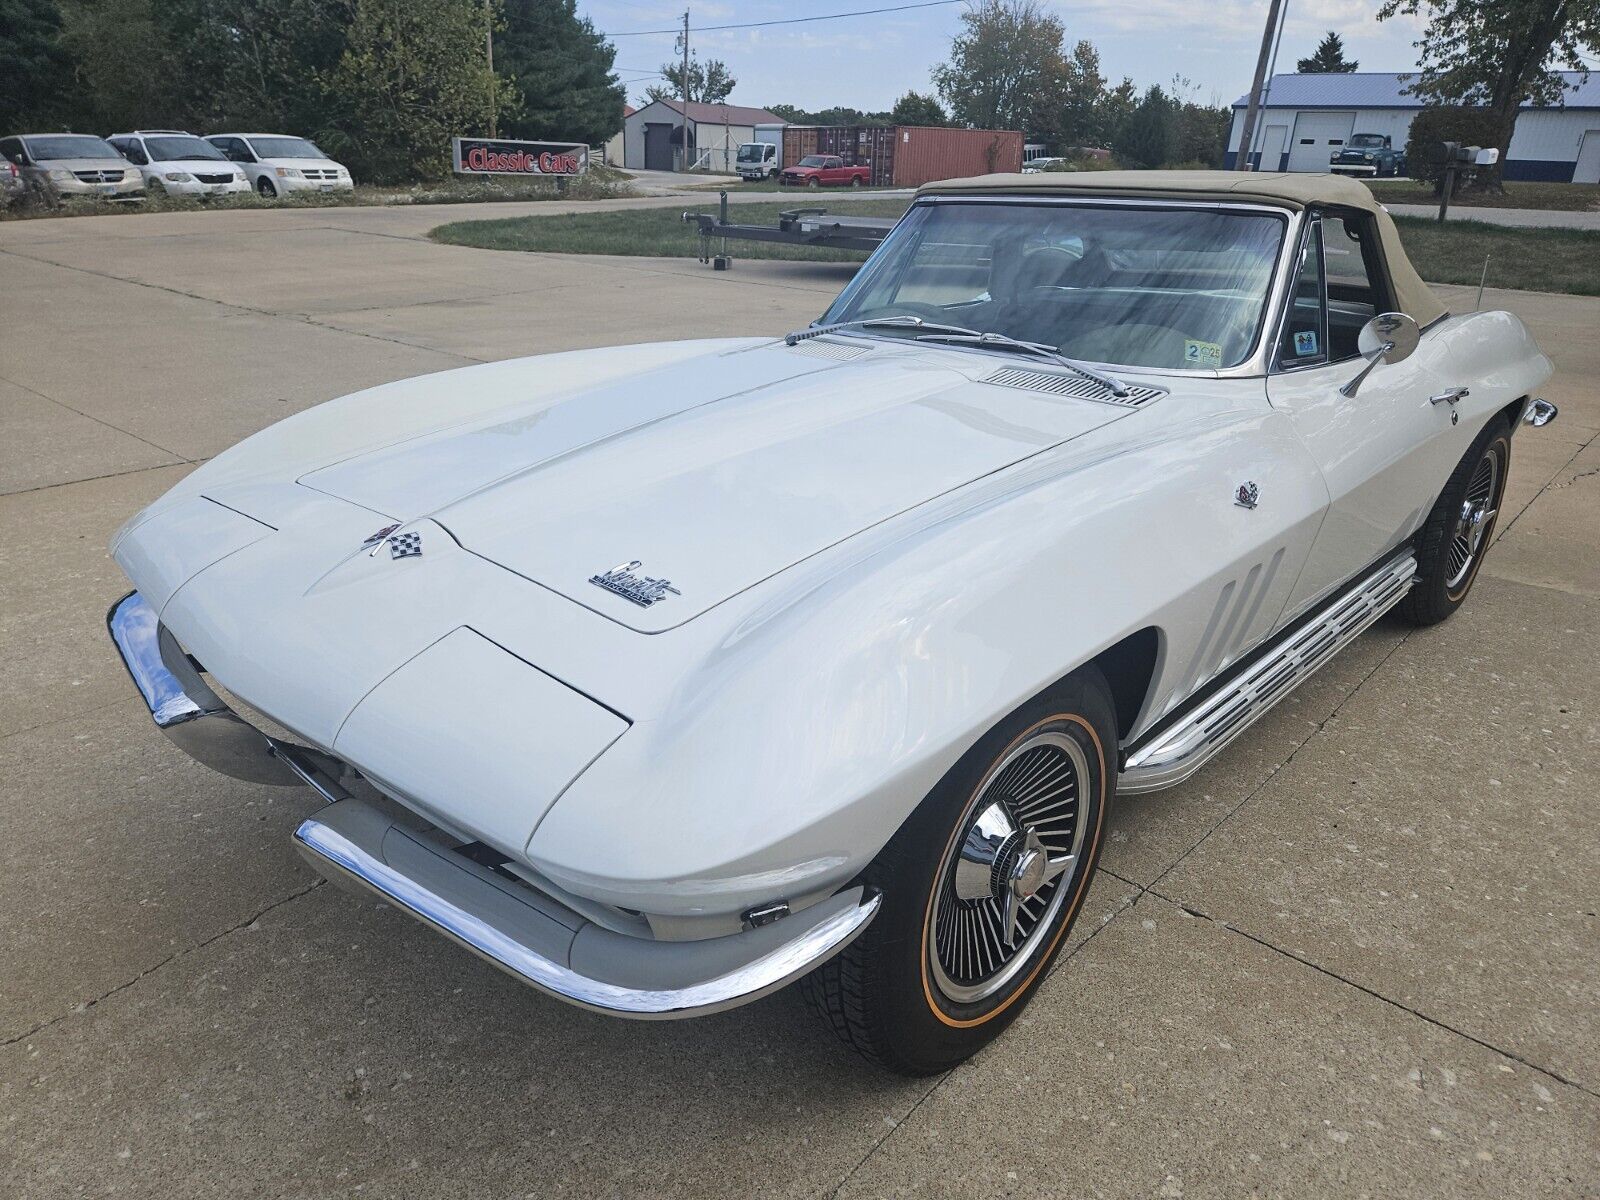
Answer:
47;168;73;182
275;167;302;178
164;171;193;182
233;171;247;182
1363;153;1374;161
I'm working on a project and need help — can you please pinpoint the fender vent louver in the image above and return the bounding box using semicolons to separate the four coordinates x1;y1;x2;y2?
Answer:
982;366;1165;407
787;338;872;361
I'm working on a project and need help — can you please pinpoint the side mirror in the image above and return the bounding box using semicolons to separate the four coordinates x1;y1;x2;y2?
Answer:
1340;312;1420;398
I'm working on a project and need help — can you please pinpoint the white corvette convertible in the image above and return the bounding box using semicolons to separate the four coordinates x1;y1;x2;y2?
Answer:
108;172;1557;1073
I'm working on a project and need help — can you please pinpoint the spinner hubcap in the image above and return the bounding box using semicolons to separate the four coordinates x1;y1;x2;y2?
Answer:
930;729;1091;1005
1447;450;1500;591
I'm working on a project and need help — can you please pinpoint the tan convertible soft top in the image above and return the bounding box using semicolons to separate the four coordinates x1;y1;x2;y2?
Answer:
917;170;1445;328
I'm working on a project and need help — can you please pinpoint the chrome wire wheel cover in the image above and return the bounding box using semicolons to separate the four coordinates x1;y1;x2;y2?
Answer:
928;728;1091;1006
1447;449;1500;592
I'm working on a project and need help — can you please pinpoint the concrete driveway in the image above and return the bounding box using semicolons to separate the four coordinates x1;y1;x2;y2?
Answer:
2;202;1597;1199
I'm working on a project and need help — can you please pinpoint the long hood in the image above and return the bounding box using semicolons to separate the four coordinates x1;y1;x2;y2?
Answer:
298;339;1133;631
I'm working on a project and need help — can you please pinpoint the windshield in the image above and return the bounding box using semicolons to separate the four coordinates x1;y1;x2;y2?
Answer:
24;135;122;161
798;155;829;167
737;144;765;162
247;136;325;160
1348;134;1386;148
144;136;225;161
822;201;1287;371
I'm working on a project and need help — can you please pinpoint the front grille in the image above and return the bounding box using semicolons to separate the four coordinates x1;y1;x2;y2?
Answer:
73;169;124;183
195;172;234;184
301;169;337;180
982;365;1165;408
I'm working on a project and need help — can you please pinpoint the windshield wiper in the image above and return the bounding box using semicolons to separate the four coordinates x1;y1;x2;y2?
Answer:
783;314;981;346
913;329;1132;398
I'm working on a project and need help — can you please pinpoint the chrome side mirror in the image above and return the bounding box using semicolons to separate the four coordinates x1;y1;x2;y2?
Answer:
1340;312;1420;398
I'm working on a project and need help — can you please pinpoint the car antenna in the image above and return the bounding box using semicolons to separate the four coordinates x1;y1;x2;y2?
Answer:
1474;253;1490;312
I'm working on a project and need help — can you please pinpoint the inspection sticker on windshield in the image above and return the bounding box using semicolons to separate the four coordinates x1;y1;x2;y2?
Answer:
1184;339;1223;369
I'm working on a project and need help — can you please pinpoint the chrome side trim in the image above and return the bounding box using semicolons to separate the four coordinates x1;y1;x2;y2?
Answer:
1119;552;1416;794
293;816;881;1020
107;591;300;786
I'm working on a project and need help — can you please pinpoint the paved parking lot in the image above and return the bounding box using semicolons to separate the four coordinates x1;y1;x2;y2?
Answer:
2;200;1598;1199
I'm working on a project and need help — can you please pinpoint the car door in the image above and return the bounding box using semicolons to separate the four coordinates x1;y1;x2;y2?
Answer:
1267;209;1467;620
823;156;846;185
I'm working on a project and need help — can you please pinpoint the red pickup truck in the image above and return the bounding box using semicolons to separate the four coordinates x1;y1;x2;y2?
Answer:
779;154;871;189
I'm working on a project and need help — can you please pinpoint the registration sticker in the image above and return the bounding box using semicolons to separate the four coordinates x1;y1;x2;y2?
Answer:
1183;338;1223;369
1294;329;1319;356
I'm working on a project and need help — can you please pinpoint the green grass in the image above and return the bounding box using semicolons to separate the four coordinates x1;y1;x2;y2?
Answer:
1367;179;1600;212
431;198;1600;296
1391;216;1600;296
432;197;914;261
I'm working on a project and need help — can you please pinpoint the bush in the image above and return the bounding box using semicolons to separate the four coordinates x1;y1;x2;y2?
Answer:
1404;105;1503;194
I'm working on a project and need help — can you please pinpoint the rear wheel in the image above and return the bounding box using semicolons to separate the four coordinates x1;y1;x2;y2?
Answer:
1398;418;1510;625
803;667;1114;1075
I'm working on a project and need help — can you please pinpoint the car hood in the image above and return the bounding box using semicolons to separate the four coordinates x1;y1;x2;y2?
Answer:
297;339;1135;632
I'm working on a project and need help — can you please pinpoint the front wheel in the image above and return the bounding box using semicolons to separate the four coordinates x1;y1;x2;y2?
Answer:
256;176;277;198
803;667;1115;1074
850;175;863;188
806;176;819;190
1398;417;1510;625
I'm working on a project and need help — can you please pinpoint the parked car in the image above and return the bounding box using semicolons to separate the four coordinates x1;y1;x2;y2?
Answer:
1331;132;1406;177
107;171;1555;1074
1021;156;1067;173
0;156;25;206
204;133;352;197
107;131;250;198
0;133;144;203
779;154;870;188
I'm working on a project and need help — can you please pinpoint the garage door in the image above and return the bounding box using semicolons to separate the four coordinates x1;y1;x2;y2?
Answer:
1287;111;1355;172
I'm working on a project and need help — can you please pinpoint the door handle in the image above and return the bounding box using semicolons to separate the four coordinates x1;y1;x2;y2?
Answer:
1430;386;1470;406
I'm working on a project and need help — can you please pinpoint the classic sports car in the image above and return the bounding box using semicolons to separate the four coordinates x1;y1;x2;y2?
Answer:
108;171;1557;1074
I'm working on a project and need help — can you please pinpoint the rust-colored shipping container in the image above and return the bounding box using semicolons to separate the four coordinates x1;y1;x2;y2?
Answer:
781;125;1022;188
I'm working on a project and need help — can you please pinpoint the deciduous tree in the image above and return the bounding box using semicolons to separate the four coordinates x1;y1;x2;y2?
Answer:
1112;85;1176;168
891;90;948;126
645;56;735;105
931;0;1069;135
1377;0;1599;188
0;0;71;130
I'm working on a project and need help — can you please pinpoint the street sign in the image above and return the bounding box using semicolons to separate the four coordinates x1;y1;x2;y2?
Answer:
452;137;588;177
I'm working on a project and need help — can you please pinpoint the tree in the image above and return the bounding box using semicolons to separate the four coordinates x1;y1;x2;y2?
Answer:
319;0;512;182
1167;76;1230;166
1096;77;1138;147
891;90;948;126
765;103;891;125
1377;0;1600;188
1113;85;1176;168
1059;40;1106;146
1297;30;1358;72
644;55;735;105
497;0;625;145
1404;104;1504;193
0;0;71;131
931;0;1070;135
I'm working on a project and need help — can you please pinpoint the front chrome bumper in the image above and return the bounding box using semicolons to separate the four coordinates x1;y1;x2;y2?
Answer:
107;589;879;1018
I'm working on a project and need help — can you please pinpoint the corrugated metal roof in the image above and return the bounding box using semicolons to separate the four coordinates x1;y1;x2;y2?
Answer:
1233;70;1599;110
648;99;784;125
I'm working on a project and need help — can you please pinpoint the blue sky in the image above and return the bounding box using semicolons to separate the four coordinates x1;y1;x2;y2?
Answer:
581;0;1432;114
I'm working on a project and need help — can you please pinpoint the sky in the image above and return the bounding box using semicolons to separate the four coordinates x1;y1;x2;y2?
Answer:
579;0;1434;115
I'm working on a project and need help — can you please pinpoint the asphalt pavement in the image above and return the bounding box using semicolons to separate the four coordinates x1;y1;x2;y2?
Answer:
1;198;1597;1199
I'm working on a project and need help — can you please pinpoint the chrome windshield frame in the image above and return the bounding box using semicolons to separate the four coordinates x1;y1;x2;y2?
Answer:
822;194;1306;381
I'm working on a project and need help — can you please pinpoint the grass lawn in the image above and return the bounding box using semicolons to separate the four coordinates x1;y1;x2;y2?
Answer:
432;198;914;261
432;198;1600;296
1367;179;1600;212
1391;215;1600;296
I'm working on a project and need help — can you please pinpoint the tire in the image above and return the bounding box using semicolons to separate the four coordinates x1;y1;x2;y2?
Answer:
802;666;1115;1075
850;175;863;188
806;176;819;190
256;176;277;198
1398;417;1511;626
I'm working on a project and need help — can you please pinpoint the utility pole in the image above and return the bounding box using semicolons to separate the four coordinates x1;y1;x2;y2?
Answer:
1235;0;1285;171
680;9;691;172
486;0;497;139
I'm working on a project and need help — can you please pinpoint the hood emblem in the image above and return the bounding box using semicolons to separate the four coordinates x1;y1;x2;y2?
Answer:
361;523;422;559
590;561;681;607
1235;482;1260;510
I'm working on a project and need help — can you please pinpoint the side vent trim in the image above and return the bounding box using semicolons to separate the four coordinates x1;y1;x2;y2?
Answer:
786;338;872;361
982;366;1165;408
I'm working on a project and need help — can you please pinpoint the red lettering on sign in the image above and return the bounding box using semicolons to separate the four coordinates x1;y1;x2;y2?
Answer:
463;143;581;175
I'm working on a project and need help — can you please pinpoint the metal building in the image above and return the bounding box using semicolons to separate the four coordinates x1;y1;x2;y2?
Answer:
623;100;785;174
1225;72;1600;182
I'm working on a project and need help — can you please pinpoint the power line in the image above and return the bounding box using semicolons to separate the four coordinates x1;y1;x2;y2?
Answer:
601;0;965;38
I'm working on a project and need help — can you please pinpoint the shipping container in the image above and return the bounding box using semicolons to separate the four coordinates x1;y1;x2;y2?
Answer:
780;125;1023;188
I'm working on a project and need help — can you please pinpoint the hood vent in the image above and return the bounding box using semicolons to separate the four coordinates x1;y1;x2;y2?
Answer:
786;337;872;361
982;365;1164;408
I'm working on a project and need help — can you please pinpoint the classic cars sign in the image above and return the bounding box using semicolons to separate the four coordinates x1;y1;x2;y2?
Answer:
452;137;588;177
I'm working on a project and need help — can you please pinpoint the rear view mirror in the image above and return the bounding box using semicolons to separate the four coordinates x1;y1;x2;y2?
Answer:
1340;312;1420;398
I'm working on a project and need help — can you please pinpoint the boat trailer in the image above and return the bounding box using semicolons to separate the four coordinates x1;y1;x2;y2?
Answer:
681;191;895;269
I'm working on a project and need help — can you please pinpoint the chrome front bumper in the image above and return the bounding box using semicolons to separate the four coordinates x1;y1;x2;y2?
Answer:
107;590;879;1018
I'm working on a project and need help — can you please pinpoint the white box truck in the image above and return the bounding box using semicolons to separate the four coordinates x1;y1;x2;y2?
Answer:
736;123;786;181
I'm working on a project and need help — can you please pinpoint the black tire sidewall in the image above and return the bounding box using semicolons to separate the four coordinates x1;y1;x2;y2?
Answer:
1406;419;1511;623
850;669;1116;1074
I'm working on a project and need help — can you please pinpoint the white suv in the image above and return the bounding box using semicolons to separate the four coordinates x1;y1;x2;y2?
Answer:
205;133;353;198
106;131;250;198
